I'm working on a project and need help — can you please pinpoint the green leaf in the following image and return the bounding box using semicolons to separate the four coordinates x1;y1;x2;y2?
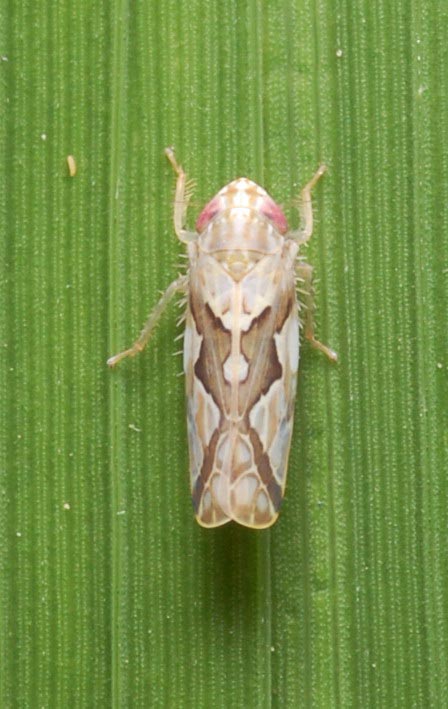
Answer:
1;0;447;706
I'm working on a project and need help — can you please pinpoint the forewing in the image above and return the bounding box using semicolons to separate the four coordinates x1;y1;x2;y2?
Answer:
229;276;299;528
183;269;232;527
184;252;299;528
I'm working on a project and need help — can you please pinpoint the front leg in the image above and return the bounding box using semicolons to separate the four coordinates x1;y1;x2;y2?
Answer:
107;275;188;368
165;147;197;243
289;164;327;244
296;262;337;362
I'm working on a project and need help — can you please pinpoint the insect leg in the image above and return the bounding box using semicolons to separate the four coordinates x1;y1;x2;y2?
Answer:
297;262;337;361
289;165;327;244
107;275;188;367
165;147;197;243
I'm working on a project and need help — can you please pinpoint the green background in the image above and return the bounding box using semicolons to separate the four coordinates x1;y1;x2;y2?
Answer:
1;1;447;707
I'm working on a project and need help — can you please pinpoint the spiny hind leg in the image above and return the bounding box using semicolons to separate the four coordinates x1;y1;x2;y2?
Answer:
164;147;196;243
289;164;327;244
107;275;188;368
296;261;337;362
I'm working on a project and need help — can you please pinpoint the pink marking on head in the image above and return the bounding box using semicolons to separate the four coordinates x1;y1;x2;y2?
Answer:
196;196;220;233
195;178;289;234
259;197;288;234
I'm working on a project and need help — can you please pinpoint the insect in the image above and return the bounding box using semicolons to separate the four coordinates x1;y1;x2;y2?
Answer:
108;148;337;529
66;155;77;177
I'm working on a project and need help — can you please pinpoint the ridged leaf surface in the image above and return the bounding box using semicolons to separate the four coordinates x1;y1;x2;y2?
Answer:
1;1;447;707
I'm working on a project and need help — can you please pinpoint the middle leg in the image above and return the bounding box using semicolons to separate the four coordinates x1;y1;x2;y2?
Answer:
107;274;188;367
296;261;337;362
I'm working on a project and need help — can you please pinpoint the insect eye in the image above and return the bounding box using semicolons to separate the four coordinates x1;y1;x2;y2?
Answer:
196;205;219;232
261;203;288;233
